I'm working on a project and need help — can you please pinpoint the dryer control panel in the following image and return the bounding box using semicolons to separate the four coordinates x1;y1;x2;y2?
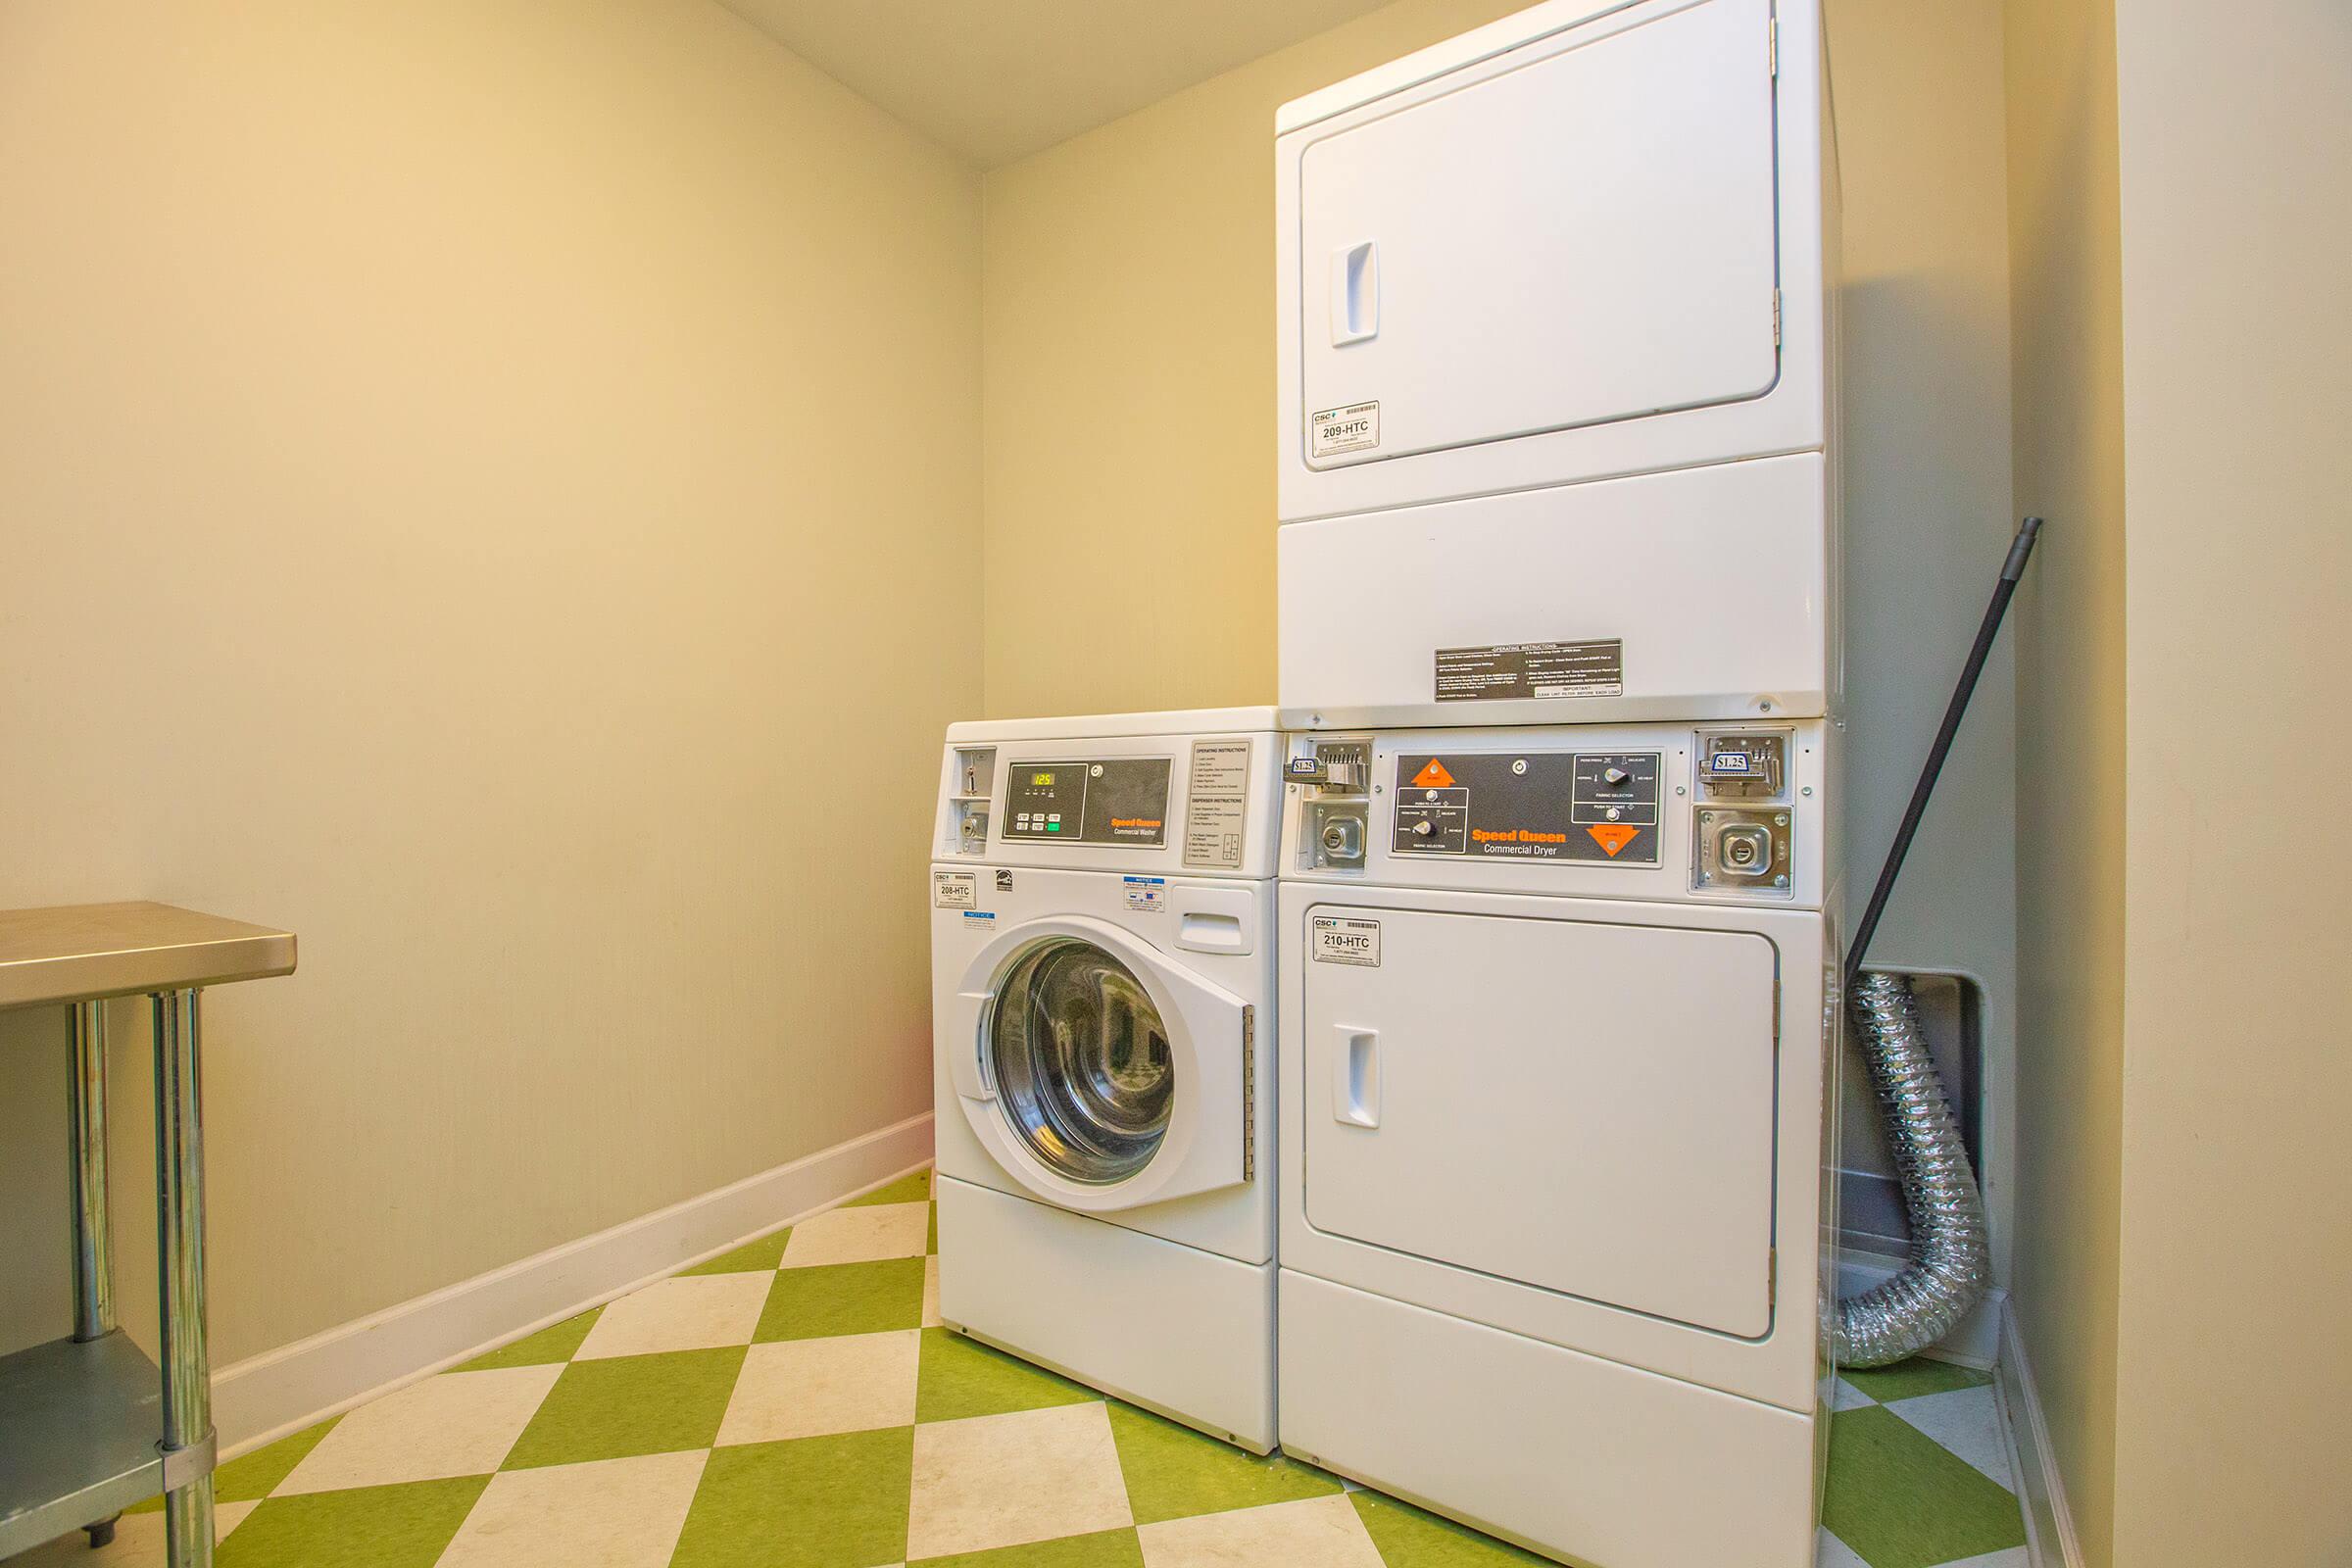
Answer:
1391;751;1662;864
1282;720;1833;910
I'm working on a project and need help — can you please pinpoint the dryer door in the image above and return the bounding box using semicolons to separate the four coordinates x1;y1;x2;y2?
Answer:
1301;906;1779;1338
949;916;1250;1212
1293;0;1781;472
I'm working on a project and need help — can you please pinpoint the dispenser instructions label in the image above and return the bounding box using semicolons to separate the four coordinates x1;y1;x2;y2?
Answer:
1310;401;1380;458
1311;915;1383;967
1435;639;1624;703
1184;739;1251;868
932;871;977;908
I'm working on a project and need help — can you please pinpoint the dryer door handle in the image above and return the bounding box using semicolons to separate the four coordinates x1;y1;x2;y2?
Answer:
1331;240;1379;345
949;990;995;1102
1334;1026;1380;1128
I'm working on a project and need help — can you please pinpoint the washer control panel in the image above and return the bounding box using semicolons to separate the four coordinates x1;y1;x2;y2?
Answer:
1003;759;1172;846
1390;751;1662;864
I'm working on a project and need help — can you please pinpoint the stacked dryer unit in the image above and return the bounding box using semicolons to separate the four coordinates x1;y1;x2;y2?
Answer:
1272;1;1844;1565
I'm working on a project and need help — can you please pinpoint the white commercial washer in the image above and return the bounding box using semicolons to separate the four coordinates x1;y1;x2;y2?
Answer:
1277;721;1841;1567
930;709;1284;1452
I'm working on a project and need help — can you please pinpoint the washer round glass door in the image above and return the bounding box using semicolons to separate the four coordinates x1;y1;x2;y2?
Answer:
986;938;1175;1185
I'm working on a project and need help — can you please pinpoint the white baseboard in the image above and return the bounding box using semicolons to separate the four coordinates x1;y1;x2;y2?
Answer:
1834;1250;2008;1369
212;1111;934;1458
1996;1300;2084;1568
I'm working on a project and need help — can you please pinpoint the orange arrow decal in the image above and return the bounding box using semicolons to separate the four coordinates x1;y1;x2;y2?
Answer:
1587;824;1641;858
1411;759;1456;789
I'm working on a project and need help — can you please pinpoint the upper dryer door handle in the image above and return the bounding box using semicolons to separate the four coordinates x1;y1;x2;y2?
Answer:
1331;240;1379;346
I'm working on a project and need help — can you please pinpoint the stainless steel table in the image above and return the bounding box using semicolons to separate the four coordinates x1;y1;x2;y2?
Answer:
0;903;296;1566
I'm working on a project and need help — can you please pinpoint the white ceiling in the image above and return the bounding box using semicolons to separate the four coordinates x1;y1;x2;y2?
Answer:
713;0;1401;168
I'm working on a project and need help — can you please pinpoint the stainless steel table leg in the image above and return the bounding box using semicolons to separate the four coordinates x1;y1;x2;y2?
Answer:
153;989;214;1568
69;999;116;1341
72;999;125;1548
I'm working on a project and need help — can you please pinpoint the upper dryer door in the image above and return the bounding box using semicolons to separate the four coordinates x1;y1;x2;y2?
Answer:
1294;0;1781;472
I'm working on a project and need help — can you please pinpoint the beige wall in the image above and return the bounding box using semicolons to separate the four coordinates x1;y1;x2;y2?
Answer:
979;0;1529;720
0;0;980;1366
2000;0;2128;1559
2110;2;2352;1560
9;6;2334;1552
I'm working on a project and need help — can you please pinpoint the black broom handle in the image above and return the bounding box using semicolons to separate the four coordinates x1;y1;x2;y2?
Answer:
1843;515;2043;995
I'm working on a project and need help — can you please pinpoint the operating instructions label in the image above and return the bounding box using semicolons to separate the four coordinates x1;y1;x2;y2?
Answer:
1183;738;1251;868
1435;638;1624;703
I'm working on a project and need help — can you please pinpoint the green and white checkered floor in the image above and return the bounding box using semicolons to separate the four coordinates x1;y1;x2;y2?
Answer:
13;1168;2028;1568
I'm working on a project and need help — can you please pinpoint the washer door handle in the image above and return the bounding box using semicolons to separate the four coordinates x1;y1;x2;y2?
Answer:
950;990;995;1102
1334;1025;1380;1128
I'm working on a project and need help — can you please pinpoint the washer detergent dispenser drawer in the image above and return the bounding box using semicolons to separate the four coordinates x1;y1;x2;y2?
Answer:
1302;908;1779;1338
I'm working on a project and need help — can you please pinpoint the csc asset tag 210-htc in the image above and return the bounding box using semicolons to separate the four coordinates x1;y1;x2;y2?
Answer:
1311;915;1382;966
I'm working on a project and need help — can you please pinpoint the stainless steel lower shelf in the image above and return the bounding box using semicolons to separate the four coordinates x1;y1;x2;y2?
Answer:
0;1331;211;1556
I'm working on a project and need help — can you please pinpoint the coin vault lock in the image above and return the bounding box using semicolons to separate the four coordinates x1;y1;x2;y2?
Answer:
1693;807;1794;894
1297;736;1373;870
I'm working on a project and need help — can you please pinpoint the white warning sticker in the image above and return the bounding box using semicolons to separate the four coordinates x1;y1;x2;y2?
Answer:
1309;401;1380;459
1435;639;1625;703
932;871;977;908
1310;915;1382;967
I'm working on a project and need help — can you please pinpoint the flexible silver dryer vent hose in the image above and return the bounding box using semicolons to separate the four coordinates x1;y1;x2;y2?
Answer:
1833;972;1992;1368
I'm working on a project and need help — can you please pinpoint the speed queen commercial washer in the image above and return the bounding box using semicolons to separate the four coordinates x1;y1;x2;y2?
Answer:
931;709;1284;1450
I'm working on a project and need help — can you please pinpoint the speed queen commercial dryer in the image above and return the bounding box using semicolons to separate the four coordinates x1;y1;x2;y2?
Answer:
1277;722;1841;1566
931;709;1284;1451
1274;0;1841;732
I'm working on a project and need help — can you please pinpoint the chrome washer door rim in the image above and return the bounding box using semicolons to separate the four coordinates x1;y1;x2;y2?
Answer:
985;937;1174;1185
